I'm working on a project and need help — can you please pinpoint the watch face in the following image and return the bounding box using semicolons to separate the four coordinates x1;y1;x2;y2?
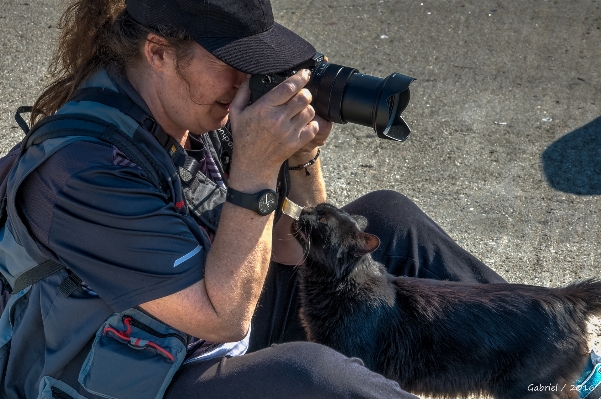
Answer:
258;191;278;215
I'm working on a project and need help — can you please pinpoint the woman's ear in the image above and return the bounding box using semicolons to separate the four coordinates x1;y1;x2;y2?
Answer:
143;33;174;72
353;232;380;256
352;214;368;231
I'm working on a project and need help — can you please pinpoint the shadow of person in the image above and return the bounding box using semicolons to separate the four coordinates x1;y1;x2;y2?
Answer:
542;116;601;195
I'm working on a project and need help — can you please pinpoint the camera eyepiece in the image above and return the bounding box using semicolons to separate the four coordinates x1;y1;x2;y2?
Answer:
249;52;414;142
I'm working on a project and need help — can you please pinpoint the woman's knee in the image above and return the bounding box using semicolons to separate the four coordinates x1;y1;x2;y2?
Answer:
343;190;425;230
268;341;344;371
345;190;411;211
268;342;412;398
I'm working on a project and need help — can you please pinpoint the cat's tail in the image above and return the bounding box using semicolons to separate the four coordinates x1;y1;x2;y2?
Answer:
559;278;601;316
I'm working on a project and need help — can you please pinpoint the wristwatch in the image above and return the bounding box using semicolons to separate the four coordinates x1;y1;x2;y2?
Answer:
226;187;279;216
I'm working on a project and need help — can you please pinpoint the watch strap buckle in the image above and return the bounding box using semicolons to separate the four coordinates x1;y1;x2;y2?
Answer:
281;197;303;220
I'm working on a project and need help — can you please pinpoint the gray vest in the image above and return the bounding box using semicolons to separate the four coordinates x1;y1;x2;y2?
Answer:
0;70;229;399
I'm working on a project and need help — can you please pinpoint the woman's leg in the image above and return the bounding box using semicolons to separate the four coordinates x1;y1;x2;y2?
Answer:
342;190;506;284
165;342;418;399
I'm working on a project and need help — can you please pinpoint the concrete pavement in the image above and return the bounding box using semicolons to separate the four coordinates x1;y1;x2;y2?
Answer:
1;0;600;395
269;0;600;286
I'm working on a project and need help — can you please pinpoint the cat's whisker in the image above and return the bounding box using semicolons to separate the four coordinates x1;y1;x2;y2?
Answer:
298;237;311;266
293;235;310;268
291;224;311;268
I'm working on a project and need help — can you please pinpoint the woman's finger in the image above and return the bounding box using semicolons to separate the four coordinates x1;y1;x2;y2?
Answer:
297;120;320;146
311;115;333;139
290;104;316;134
282;88;313;119
229;75;252;115
261;69;311;107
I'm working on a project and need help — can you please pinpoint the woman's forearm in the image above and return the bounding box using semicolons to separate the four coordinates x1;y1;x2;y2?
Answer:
201;150;328;335
271;148;327;264
202;202;274;338
140;171;279;343
286;149;327;206
200;166;280;340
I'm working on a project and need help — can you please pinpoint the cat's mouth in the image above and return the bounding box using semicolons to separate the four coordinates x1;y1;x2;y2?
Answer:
291;219;305;242
291;219;310;247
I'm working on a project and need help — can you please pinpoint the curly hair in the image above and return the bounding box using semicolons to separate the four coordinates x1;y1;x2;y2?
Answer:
31;0;195;125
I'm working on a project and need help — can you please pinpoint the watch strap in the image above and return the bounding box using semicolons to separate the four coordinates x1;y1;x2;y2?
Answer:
226;187;278;215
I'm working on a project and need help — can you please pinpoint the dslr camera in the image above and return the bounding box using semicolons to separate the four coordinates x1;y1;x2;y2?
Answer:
249;52;415;142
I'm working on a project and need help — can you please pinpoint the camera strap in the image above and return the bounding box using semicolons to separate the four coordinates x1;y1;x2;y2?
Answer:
216;121;291;224
214;122;235;176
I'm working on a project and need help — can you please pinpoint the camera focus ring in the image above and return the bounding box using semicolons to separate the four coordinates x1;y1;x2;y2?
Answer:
313;64;344;122
328;67;357;124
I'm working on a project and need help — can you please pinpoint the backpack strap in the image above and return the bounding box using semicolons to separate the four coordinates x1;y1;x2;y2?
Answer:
11;259;64;293
22;113;170;195
70;88;156;132
68;87;182;160
69;87;205;186
4;90;176;295
15;106;33;134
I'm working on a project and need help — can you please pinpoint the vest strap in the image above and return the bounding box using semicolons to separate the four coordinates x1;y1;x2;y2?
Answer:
12;259;64;294
22;114;170;195
57;272;83;298
14;106;33;134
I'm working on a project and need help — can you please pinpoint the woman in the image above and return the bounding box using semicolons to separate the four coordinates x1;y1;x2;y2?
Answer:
0;0;505;398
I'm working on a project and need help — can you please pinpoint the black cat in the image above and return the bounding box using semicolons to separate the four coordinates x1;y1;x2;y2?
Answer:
291;203;601;399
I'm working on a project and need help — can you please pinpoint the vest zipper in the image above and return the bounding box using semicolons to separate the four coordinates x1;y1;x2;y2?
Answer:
123;315;187;347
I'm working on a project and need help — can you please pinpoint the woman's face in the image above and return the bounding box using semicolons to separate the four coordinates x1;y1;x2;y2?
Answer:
154;42;248;135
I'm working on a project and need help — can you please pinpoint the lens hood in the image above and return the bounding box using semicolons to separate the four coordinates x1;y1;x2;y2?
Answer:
373;73;415;142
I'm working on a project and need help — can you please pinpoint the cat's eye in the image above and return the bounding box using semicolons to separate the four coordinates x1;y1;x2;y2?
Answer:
318;216;327;223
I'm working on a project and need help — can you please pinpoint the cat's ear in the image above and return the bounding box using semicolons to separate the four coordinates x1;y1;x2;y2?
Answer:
354;232;380;255
352;215;368;230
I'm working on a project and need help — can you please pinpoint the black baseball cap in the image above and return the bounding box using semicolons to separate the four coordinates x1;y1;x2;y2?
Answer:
126;0;316;75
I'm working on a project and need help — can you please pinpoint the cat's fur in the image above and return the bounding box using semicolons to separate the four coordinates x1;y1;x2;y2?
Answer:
291;203;601;399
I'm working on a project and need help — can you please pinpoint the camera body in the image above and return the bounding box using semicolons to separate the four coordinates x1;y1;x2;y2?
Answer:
249;53;326;104
249;52;415;142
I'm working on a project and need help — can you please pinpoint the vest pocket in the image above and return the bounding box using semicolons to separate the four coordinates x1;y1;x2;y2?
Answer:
38;376;89;399
78;308;186;399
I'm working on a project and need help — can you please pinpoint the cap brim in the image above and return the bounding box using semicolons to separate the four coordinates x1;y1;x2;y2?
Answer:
194;23;316;75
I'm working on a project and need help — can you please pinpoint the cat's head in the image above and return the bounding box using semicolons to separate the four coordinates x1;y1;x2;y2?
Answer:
291;203;380;274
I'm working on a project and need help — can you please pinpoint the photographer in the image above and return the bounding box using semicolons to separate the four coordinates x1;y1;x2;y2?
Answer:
0;0;505;398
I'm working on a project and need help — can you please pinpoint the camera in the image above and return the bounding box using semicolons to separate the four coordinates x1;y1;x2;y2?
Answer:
249;52;415;142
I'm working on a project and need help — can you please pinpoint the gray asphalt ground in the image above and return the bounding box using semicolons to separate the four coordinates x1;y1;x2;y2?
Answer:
1;0;600;396
273;0;601;286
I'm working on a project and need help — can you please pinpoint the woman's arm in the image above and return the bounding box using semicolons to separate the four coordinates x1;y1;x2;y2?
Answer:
140;71;319;342
271;116;333;265
140;200;276;343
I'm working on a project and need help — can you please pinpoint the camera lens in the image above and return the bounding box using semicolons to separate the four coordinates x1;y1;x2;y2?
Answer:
248;53;414;141
306;62;414;141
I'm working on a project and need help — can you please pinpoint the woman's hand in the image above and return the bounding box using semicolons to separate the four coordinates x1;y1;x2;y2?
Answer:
228;70;319;190
287;55;333;166
288;115;332;166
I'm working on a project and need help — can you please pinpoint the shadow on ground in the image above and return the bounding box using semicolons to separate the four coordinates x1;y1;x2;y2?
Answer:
542;116;601;195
